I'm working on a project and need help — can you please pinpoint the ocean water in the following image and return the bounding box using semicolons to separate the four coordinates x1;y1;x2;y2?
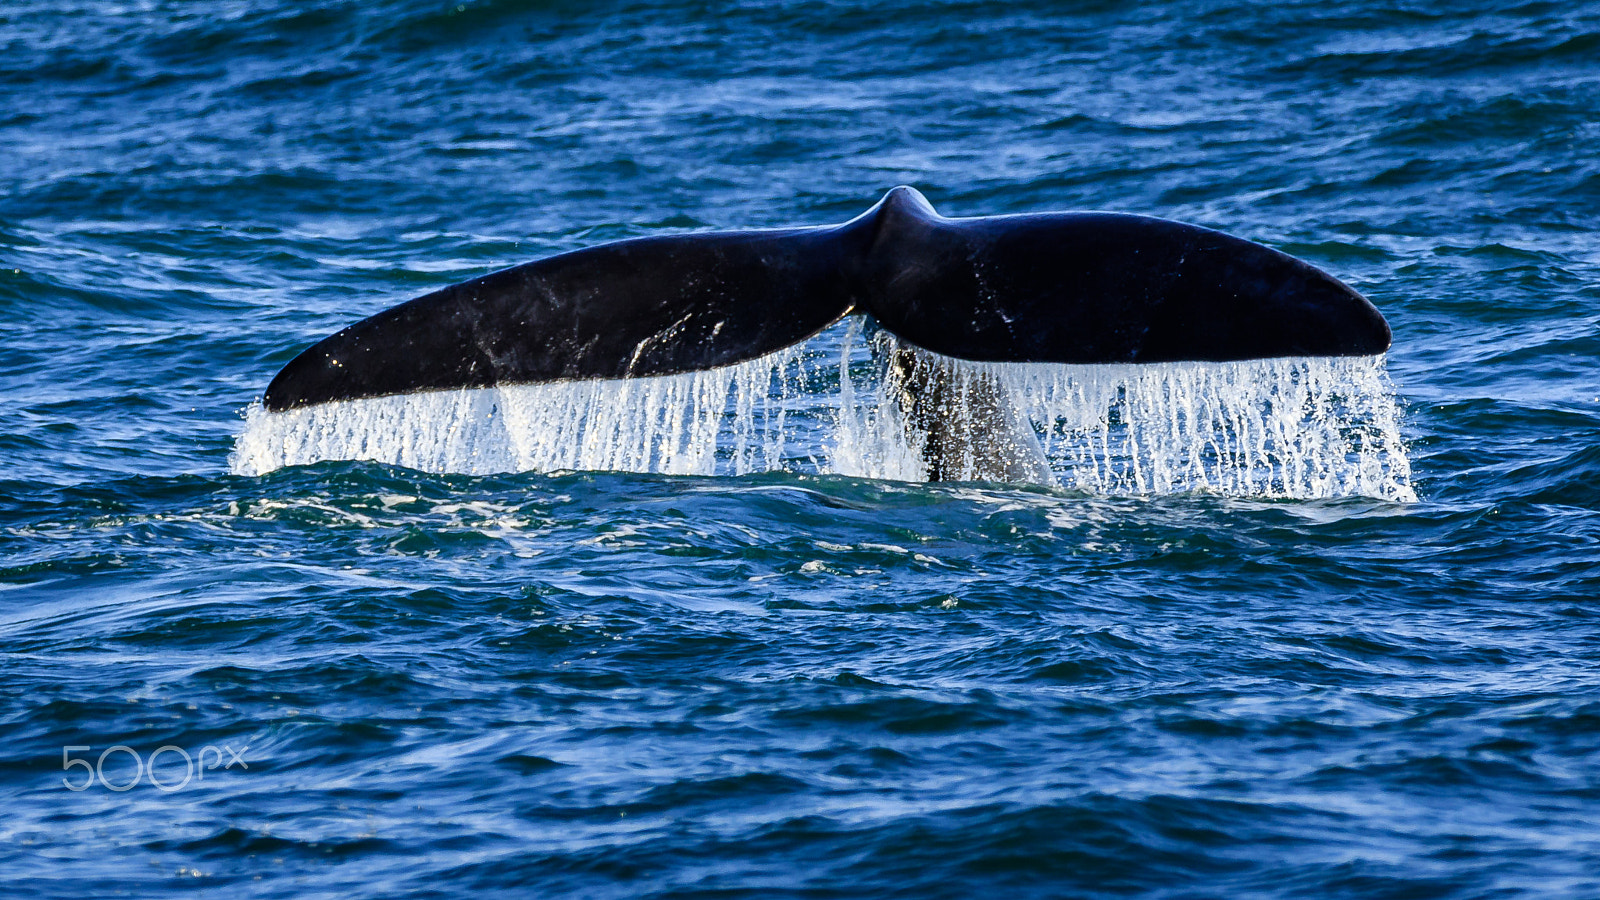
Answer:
4;1;1600;896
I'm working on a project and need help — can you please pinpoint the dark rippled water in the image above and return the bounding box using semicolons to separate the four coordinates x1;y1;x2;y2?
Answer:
5;1;1600;896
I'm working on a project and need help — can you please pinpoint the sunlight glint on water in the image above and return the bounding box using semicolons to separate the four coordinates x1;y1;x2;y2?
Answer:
232;335;1412;501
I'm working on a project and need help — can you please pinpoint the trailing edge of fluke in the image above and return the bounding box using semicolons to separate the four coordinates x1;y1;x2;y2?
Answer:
262;187;1390;412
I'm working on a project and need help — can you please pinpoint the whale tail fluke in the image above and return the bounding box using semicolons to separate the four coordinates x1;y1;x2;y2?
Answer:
262;187;1389;413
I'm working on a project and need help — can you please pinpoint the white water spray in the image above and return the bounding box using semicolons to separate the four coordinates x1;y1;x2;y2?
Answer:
973;353;1412;501
231;345;816;478
232;325;1413;501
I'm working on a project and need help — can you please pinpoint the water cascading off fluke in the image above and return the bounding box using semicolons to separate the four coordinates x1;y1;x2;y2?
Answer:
233;322;1414;502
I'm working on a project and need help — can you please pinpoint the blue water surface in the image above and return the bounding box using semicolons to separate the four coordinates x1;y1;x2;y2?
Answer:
3;1;1600;897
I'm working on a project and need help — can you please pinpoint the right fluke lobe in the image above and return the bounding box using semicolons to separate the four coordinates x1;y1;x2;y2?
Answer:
858;187;1390;364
